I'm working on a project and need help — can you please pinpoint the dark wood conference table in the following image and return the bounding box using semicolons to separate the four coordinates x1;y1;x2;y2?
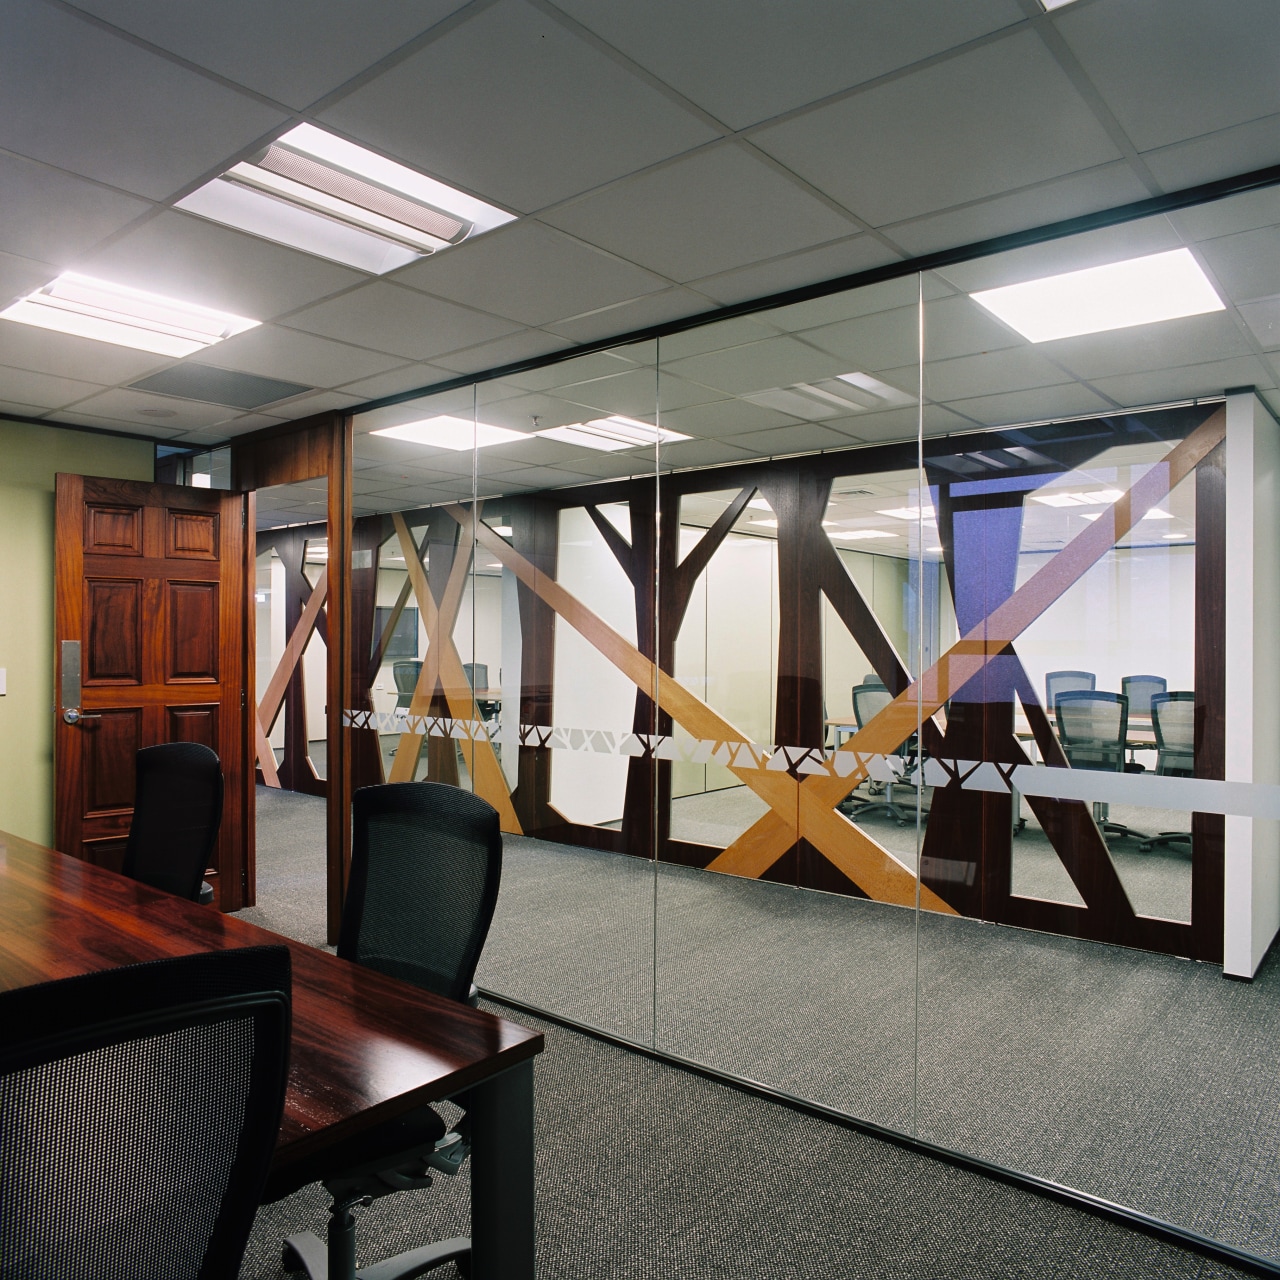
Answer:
0;829;543;1279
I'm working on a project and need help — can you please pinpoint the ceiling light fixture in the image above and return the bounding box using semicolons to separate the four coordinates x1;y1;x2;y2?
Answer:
830;529;895;541
371;415;528;450
0;272;258;357
536;415;689;452
1029;488;1124;508
877;506;937;523
971;249;1224;343
745;372;913;420
177;123;514;275
1163;532;1190;540
489;525;513;536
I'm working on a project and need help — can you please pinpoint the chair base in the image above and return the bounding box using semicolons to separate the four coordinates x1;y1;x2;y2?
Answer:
1139;830;1193;852
283;1229;471;1280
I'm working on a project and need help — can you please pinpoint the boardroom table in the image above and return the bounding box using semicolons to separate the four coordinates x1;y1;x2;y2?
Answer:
0;829;543;1279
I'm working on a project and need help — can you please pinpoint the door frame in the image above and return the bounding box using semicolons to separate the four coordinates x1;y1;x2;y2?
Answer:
232;411;353;944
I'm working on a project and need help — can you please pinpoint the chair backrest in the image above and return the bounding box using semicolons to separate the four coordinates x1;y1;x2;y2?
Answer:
393;660;422;709
1121;674;1167;715
1151;691;1195;776
339;782;503;1004
122;742;222;901
0;946;291;1280
462;662;488;691
1046;670;1095;709
852;682;891;730
1055;690;1128;772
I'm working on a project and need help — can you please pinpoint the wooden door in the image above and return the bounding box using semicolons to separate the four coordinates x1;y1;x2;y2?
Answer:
54;474;250;909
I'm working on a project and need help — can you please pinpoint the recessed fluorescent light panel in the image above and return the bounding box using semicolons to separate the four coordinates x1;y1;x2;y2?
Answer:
1039;0;1080;9
970;249;1224;343
1029;488;1124;507
745;372;913;419
0;272;258;357
878;506;937;522
371;416;528;450
536;416;689;452
830;530;895;541
178;123;514;274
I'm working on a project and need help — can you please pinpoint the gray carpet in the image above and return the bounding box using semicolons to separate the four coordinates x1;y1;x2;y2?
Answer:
239;786;1277;1275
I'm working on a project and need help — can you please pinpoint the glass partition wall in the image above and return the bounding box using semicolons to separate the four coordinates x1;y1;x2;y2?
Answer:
345;184;1280;1266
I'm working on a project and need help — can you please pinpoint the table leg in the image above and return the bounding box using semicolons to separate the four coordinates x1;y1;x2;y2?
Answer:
468;1058;535;1279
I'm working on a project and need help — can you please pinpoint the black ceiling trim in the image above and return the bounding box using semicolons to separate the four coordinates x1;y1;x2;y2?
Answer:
346;160;1280;419
0;409;176;449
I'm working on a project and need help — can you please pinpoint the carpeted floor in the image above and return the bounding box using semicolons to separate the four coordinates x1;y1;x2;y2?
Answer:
238;786;1278;1276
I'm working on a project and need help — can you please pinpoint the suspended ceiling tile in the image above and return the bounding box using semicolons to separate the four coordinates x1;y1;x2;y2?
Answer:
494;350;641;394
474;464;598;490
1055;0;1280;153
63;386;253;429
0;3;286;200
752;31;1121;228
257;390;365;419
920;295;1028;361
80;211;366;321
430;329;576;377
63;0;471;109
1141;114;1280;192
0;364;107;409
690;234;901;307
1238;296;1280;352
0;320;171;385
658;397;799;440
663;333;854;396
657;437;761;468
657;316;780;362
201;325;405;387
919;347;1079;402
543;288;712;346
1087;355;1273;408
336;362;452;401
1171;187;1280;244
929;217;1183;294
318;0;718;214
284;281;520;361
764;277;927;333
937;383;1117;429
393;221;670;327
0;251;59;313
551;0;1021;130
1197;227;1280;304
800;306;919;371
730;421;863;456
0;397;58;419
561;368;722;417
1044;313;1254;384
0;154;151;267
828;404;921;445
544;144;860;282
885;163;1151;259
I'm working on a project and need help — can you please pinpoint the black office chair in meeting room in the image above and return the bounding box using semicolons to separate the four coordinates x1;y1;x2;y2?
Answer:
392;659;422;711
0;945;291;1280
462;661;501;733
1045;669;1095;712
1140;691;1195;851
1054;690;1144;842
841;680;923;826
122;741;222;906
269;781;503;1280
1121;674;1168;770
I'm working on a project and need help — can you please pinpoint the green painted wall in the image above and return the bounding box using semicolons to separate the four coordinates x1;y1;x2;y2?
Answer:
0;420;153;845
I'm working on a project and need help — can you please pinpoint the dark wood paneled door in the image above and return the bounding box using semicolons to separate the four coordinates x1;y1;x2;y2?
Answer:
54;474;250;909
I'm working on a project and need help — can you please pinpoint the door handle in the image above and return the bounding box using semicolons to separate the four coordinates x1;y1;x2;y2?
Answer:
62;708;102;725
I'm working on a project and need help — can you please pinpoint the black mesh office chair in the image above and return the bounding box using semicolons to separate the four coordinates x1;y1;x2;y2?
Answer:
271;782;503;1280
1140;691;1195;851
1045;669;1095;711
392;660;422;711
0;945;291;1280
844;680;921;826
1054;690;1143;841
123;742;222;905
462;662;500;733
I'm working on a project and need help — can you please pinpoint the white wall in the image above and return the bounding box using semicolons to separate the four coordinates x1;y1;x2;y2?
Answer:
549;506;637;826
1224;392;1280;978
1014;542;1196;705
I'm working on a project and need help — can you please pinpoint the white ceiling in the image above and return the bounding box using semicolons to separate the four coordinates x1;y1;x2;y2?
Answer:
1;0;1278;474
